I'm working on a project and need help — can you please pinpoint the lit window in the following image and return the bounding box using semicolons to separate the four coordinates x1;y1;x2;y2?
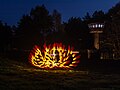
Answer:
96;24;98;28
100;25;103;28
99;24;101;28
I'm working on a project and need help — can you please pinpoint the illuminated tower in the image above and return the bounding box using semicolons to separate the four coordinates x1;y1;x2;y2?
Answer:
88;23;104;49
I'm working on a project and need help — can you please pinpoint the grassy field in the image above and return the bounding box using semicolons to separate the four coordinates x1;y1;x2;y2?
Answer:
0;57;120;90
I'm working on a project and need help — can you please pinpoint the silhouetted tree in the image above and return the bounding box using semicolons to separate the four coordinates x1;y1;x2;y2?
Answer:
107;2;120;19
45;10;66;45
0;21;12;54
103;2;120;59
82;12;92;24
30;5;53;35
16;15;35;49
64;17;92;49
92;10;105;22
16;5;53;50
52;10;62;32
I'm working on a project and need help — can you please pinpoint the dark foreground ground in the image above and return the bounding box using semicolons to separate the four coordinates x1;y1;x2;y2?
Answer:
0;57;120;90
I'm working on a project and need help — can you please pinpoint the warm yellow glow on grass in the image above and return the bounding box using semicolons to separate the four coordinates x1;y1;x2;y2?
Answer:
29;43;80;69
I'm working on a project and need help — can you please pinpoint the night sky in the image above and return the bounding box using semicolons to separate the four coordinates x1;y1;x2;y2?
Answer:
0;0;119;26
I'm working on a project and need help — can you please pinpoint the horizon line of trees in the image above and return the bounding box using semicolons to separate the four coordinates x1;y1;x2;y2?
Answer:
0;2;120;60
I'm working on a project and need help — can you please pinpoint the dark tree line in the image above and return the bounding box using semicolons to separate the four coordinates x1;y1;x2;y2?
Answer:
0;21;12;54
15;5;53;50
0;2;120;59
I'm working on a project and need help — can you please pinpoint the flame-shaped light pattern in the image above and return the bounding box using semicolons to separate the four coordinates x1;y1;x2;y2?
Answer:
29;43;80;69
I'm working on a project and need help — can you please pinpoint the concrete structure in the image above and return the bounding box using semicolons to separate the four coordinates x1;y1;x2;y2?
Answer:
88;23;104;59
88;23;104;50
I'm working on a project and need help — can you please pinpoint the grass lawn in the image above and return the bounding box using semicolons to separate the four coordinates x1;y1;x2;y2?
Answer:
0;57;120;90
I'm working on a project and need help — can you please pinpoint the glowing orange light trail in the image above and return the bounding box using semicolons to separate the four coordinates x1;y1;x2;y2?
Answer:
29;43;80;69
